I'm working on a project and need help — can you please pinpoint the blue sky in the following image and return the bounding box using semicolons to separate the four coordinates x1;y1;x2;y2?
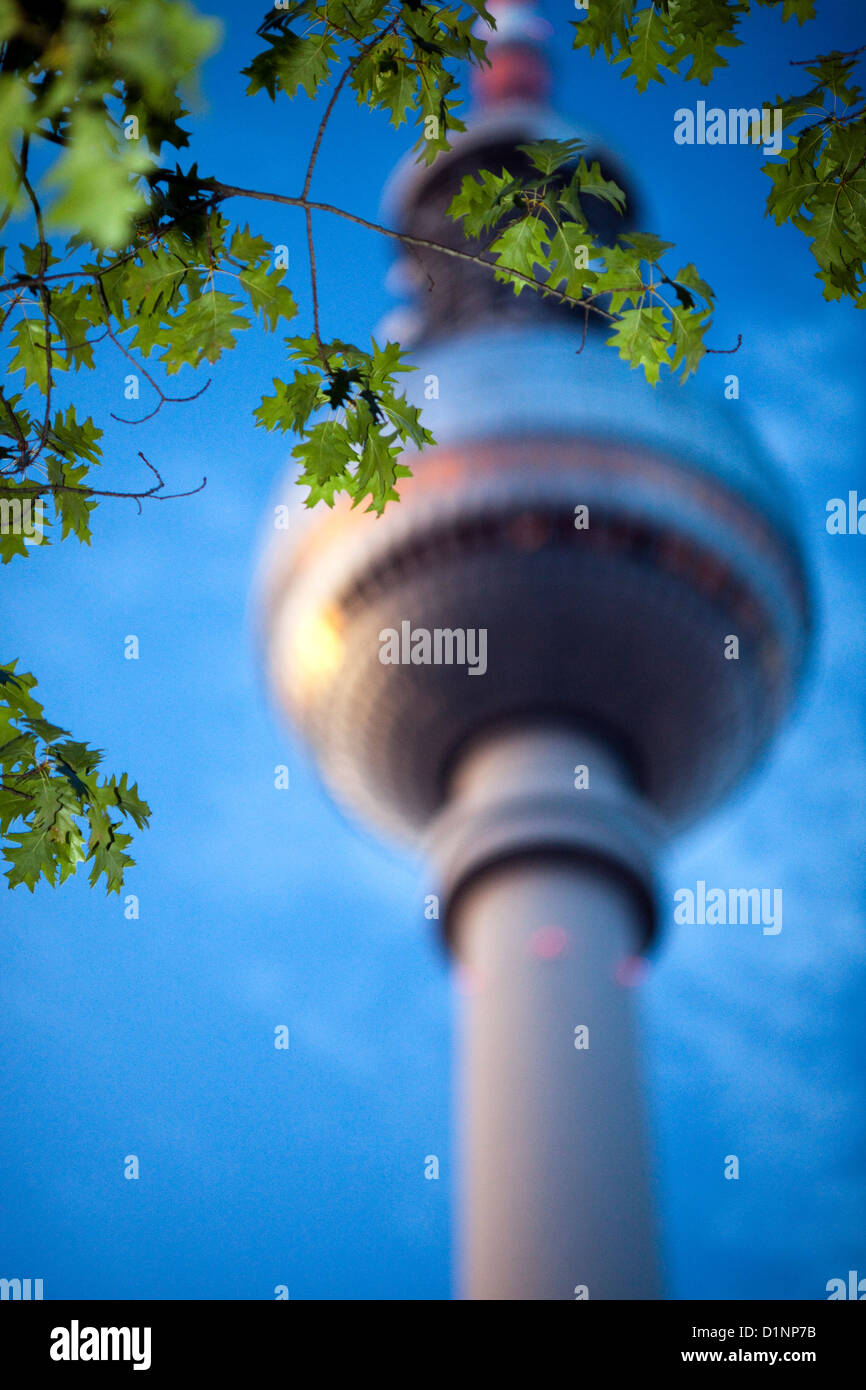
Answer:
1;0;864;1299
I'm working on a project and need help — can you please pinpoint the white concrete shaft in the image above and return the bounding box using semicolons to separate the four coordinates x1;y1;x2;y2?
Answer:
451;832;661;1300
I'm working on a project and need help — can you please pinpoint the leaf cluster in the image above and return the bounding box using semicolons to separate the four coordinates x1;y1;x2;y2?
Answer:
766;50;866;303
572;3;865;309
448;138;716;383
255;335;432;513
572;0;815;92
0;662;150;893
245;0;493;163
0;0;220;246
0;205;297;561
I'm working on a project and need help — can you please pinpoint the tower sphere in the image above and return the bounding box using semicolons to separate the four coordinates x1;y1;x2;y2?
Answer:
262;103;811;851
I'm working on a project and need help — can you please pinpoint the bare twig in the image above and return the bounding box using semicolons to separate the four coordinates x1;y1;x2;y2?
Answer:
790;44;866;67
0;780;35;800
706;333;743;355
302;18;400;199
0;387;30;473
0;452;207;516
304;204;327;362
18;137;53;464
93;277;212;424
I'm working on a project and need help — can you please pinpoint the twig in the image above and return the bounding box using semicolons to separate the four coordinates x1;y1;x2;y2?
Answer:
0;780;34;799
304;205;326;362
0;452;207;516
0;387;30;473
18;137;53;464
706;333;742;355
790;44;866;67
93;277;212;424
206;179;616;323
302;18;400;200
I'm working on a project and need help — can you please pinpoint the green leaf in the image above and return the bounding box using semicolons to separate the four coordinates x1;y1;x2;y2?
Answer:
107;773;151;830
86;817;136;895
45;109;156;248
448;168;521;237
490;215;549;295
673;263;715;305
229;225;272;263
546;220;598;300
155;290;250;372
616;6;670;92
668;304;713;380
621;232;677;262
777;0;815;22
2;664;147;893
379;394;430;450
238;261;298;332
564;158;627;217
606;306;671;385
293;419;356;505
0;480;45;562
47;406;103;467
583;242;642;311
46;457;96;543
255;372;324;434
518;139;586;177
357;35;417;128
244;31;337;101
4;824;58;891
9;316;63;394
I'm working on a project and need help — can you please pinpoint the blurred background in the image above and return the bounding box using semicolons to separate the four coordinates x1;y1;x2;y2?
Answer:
1;0;863;1299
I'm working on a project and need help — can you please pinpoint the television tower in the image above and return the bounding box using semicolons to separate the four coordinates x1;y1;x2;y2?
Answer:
261;0;810;1299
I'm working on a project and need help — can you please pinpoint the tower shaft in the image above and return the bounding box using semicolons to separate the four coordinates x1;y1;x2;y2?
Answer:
454;860;660;1300
434;727;662;1299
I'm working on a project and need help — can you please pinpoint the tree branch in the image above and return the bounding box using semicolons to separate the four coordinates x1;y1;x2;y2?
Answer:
17;136;53;464
0;453;207;515
302;17;400;199
205;179;616;322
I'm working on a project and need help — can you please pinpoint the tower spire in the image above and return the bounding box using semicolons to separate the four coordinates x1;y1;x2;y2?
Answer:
381;0;633;344
471;0;553;109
